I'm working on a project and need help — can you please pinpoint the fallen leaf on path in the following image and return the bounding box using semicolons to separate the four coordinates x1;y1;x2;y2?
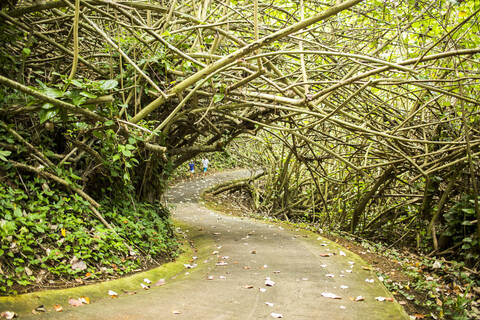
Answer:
319;253;333;257
243;266;250;270
345;269;352;273
413;314;425;319
362;266;372;271
32;305;46;314
251;250;256;254
53;304;63;312
108;290;118;298
243;285;254;289
216;261;228;266
321;292;342;299
122;289;137;295
265;278;275;286
172;310;182;315
68;298;83;307
375;297;394;302
143;278;152;284
212;251;219;255
273;270;281;274
354;296;365;302
154;279;166;286
1;311;17;319
75;278;83;284
78;296;89;304
265;302;274;307
207;275;214;280
271;312;283;318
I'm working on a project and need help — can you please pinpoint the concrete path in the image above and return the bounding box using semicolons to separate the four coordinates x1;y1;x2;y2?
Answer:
11;170;408;319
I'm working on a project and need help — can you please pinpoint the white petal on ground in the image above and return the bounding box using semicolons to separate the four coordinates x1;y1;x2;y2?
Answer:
265;302;274;307
340;285;349;289
355;296;365;301
216;261;228;266
155;279;166;286
143;278;151;284
141;283;150;289
339;251;346;256
321;292;342;299
265;278;276;286
365;278;374;283
0;311;17;320
260;288;267;292
108;290;118;297
271;312;283;318
326;274;335;278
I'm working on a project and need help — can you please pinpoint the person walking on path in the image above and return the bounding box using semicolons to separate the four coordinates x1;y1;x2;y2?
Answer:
188;160;195;180
201;157;209;176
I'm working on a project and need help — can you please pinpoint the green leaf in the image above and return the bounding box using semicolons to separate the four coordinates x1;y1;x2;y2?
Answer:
72;95;86;106
79;91;97;99
461;208;475;214
38;108;58;124
213;93;224;103
100;80;118;91
71;80;83;88
22;48;31;56
121;149;132;157
13;207;22;218
112;154;120;162
0;150;11;162
42;87;63;99
42;103;54;110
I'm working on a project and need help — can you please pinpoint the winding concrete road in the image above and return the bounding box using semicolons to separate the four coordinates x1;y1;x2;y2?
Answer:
12;170;408;319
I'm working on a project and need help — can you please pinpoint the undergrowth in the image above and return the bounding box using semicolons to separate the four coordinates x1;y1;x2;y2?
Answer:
0;175;178;295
